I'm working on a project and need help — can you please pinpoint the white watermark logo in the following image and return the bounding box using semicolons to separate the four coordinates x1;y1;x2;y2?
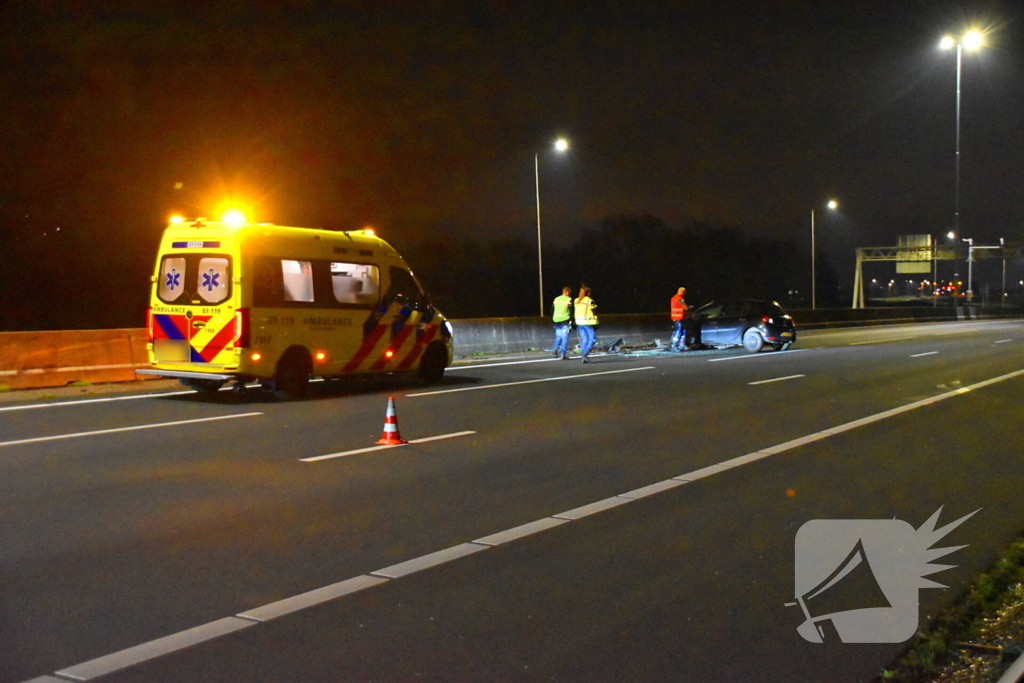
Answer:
789;507;979;643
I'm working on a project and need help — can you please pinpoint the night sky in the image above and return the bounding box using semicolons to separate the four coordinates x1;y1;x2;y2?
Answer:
2;1;1023;326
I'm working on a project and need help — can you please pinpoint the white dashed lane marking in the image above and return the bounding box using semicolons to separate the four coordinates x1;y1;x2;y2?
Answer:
407;366;655;397
748;374;805;385
0;413;263;448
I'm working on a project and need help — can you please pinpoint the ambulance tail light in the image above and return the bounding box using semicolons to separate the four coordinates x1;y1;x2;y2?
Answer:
233;308;250;348
441;321;453;342
146;307;154;342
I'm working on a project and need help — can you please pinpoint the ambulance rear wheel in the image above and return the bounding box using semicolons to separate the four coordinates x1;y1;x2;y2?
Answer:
181;378;225;396
274;349;312;400
417;342;447;384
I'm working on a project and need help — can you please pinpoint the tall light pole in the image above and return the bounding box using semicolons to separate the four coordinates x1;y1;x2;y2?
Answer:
940;30;984;240
536;137;569;317
811;199;838;310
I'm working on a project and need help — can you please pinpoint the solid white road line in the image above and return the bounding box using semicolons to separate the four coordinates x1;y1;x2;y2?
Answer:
849;335;919;345
55;617;256;681
473;518;569;546
370;543;488;579
407;366;655;397
0;363;140;377
0;390;195;413
0;413;263;448
448;357;564;370
237;576;390;622
299;431;477;462
995;339;1012;344
748;374;805;385
911;351;939;357
707;349;808;362
33;366;1024;683
552;496;632;520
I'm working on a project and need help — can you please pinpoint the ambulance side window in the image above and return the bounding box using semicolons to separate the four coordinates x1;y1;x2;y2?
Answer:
197;258;230;304
331;262;379;307
158;257;187;303
388;266;424;310
282;260;315;302
252;256;280;307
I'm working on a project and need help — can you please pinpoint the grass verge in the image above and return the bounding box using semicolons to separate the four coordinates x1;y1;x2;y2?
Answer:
877;532;1024;682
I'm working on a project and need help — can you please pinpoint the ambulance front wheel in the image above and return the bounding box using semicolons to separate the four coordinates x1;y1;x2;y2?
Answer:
417;342;447;384
274;348;312;400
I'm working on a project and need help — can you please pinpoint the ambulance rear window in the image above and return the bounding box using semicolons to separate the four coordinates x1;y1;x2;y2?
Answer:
197;258;230;304
159;257;186;303
157;254;232;305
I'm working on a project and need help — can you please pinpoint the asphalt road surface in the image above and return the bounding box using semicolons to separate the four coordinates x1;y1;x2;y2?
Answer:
3;320;1024;683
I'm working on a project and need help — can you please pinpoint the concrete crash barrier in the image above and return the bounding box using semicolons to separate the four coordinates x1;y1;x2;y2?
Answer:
792;306;960;330
1;306;1021;389
0;329;150;390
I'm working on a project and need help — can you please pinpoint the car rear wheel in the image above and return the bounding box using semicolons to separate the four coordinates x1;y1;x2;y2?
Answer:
274;348;312;400
742;328;764;353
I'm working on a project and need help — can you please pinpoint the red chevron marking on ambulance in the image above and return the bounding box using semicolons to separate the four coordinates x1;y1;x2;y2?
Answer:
342;323;389;372
370;324;416;371
396;325;437;370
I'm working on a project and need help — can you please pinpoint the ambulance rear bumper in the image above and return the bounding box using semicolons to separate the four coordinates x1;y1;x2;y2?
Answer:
136;369;234;381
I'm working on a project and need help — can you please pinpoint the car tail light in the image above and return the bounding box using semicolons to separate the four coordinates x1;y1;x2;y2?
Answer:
146;307;154;341
762;315;773;324
232;308;250;348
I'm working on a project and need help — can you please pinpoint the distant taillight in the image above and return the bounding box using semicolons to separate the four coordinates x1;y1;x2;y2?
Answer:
233;308;250;348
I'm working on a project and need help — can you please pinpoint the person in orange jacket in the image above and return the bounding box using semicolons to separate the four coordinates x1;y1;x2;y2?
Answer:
670;286;690;351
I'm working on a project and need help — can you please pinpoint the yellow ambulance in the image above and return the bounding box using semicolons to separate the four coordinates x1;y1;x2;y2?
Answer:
139;215;453;398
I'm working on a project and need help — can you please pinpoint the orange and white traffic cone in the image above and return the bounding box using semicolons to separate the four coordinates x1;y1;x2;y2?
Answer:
375;396;408;445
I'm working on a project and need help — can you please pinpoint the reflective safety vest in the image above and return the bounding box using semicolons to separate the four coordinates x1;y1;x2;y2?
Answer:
670;294;689;321
575;297;598;325
552;294;573;323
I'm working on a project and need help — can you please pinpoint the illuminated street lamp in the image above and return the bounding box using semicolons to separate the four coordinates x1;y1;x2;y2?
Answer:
940;30;985;239
536;137;570;316
811;199;838;310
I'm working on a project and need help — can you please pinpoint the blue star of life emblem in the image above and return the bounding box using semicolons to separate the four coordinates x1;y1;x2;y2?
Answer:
202;269;220;292
165;269;181;290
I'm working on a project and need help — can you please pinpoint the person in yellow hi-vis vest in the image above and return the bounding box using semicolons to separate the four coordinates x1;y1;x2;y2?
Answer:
574;285;598;363
551;286;574;360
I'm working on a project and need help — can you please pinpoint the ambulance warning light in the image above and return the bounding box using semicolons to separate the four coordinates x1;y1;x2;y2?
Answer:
222;210;247;227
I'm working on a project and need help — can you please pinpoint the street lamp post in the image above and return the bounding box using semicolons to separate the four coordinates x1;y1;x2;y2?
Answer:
811;199;838;310
536;137;569;317
1001;238;1007;306
962;237;975;299
940;31;984;241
